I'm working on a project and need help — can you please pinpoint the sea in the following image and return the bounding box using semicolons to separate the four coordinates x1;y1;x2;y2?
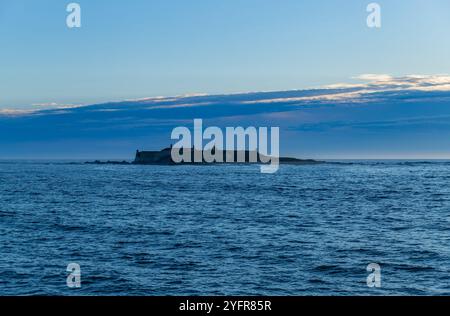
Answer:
1;160;450;295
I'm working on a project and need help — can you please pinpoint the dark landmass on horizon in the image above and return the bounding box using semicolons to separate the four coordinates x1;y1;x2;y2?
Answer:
85;147;324;165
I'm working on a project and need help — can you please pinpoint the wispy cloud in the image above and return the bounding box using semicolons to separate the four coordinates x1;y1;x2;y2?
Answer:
354;74;450;91
240;91;372;105
31;102;84;109
2;74;450;117
241;74;450;105
0;109;36;116
353;74;394;83
123;93;208;103
146;102;213;110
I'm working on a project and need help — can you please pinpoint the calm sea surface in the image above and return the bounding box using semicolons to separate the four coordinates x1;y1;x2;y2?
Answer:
1;161;450;295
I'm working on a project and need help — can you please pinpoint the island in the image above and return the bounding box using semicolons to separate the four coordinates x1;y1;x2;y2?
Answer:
86;147;323;165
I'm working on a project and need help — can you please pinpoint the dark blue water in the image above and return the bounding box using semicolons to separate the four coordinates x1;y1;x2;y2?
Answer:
1;161;450;295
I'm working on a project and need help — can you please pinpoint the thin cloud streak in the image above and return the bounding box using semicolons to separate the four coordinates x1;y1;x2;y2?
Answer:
1;74;450;117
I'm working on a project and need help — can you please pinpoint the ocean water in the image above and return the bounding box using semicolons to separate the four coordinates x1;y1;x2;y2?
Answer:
1;161;450;296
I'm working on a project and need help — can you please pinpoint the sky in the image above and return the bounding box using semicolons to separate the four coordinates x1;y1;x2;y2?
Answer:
2;74;450;159
1;0;450;108
1;1;450;159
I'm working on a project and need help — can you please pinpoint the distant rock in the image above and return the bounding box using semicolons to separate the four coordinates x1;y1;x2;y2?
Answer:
133;147;324;165
85;160;130;165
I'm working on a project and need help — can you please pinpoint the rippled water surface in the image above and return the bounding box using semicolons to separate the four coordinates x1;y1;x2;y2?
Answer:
1;161;450;295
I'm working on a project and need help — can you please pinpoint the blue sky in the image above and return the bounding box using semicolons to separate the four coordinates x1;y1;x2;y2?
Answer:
1;0;450;108
1;1;450;159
